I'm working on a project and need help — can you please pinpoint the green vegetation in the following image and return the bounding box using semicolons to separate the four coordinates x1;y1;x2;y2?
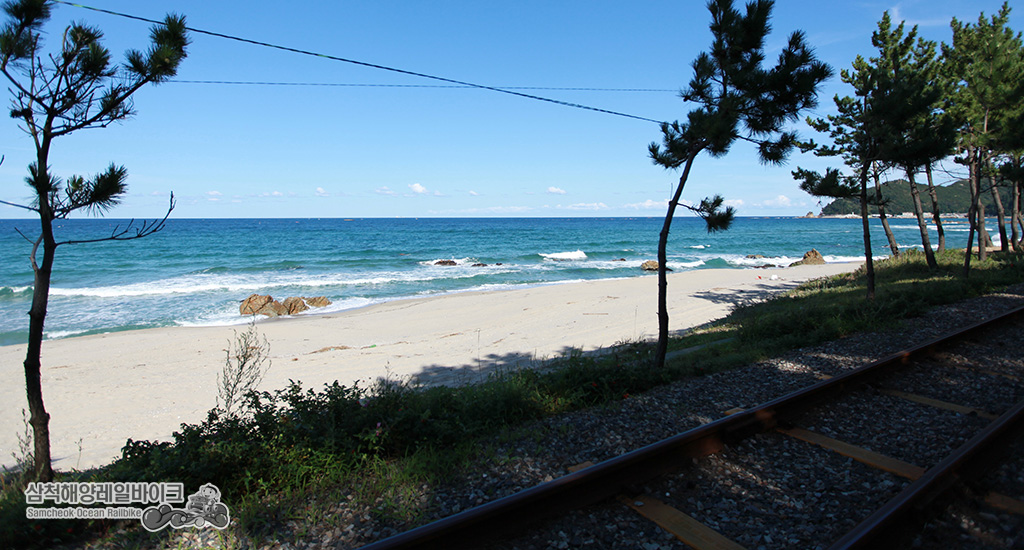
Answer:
3;249;1022;549
821;179;1015;216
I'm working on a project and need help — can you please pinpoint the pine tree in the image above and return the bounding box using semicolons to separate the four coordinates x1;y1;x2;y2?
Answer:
648;0;830;367
795;63;881;298
942;2;1023;274
871;12;956;270
0;0;189;481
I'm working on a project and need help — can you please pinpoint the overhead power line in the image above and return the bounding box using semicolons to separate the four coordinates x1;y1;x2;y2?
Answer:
54;0;668;125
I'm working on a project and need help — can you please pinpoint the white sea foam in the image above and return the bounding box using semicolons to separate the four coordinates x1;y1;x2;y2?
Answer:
540;250;587;261
585;260;641;271
43;329;91;340
666;259;706;269
46;268;500;299
728;255;793;267
823;255;870;263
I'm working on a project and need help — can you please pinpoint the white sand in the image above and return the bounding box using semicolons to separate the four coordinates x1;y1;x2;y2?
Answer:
0;263;859;471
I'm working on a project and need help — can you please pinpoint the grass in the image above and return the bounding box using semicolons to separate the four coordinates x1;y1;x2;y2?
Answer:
2;248;1022;549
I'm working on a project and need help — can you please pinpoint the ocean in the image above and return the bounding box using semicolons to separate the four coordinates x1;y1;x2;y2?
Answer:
0;216;974;346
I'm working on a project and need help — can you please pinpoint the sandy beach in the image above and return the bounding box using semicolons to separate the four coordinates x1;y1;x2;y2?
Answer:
1;263;859;471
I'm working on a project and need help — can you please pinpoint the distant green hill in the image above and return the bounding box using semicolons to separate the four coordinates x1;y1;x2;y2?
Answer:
820;179;1016;216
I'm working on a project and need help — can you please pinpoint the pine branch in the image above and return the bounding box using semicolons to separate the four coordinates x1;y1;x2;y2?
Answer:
681;194;736;233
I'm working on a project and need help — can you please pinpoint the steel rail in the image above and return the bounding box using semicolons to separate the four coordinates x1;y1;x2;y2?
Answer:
361;304;1024;550
830;398;1024;548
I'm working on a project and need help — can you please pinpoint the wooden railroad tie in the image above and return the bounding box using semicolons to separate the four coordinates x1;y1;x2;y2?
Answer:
567;460;748;550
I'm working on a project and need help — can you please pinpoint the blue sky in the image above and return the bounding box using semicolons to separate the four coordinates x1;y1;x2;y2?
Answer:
0;0;1017;219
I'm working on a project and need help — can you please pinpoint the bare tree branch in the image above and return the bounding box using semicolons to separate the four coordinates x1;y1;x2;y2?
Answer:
57;193;175;246
13;225;36;245
0;198;38;211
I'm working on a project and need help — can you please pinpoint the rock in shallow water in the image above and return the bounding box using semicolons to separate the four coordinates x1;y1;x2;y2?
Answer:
240;294;332;316
790;248;826;266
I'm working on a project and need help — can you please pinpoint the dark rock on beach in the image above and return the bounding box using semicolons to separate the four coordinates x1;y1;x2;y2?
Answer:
282;296;309;315
240;294;287;317
435;260;457;266
789;248;826;266
241;294;332;317
640;260;672;272
304;296;331;308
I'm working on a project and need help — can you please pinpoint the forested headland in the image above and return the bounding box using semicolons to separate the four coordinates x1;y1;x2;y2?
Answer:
820;179;1015;216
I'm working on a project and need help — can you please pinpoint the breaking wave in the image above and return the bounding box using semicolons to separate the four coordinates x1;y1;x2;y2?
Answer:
540;250;587;261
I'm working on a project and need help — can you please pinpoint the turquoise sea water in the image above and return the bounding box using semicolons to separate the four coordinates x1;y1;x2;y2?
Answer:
0;216;973;346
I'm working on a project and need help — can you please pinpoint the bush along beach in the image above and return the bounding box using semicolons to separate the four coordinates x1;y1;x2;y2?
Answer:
2;249;1022;548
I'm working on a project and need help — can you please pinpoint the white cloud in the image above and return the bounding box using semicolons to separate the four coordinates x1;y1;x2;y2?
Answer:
724;199;745;208
547;186;567;195
762;195;792;208
562;202;609;211
624;199;667;210
409;183;428;195
375;186;397;196
315;187;329;197
206;191;221;202
254;191;285;199
468;190;480;196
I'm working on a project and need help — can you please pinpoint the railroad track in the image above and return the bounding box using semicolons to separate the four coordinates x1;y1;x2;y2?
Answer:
362;305;1024;549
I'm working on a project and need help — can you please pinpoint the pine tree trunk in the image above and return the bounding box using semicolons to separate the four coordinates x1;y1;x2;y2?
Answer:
988;176;1008;253
1013;176;1022;252
25;207;56;482
655;154;697;369
925;164;945;252
964;149;980;278
907;169;937;269
860;166;875;299
21;140;57;482
873;171;899;256
978;200;990;261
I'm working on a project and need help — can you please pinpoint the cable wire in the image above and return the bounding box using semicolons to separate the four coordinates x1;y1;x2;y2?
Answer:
53;1;668;124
